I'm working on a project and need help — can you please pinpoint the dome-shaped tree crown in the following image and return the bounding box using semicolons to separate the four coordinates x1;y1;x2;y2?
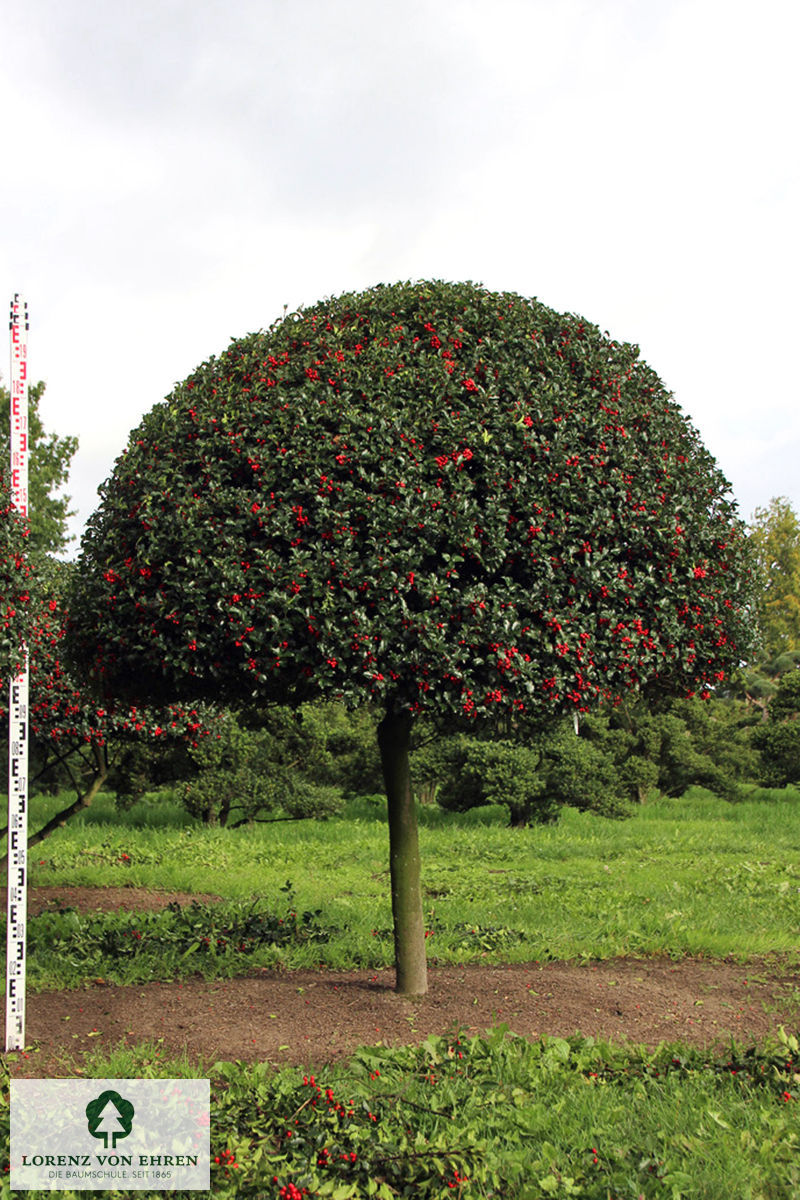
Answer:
70;280;752;717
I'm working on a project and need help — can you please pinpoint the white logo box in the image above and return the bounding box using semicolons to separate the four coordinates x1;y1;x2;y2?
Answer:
10;1079;210;1191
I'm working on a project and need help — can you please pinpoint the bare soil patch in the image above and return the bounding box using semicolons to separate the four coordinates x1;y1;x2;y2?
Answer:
28;885;224;915
6;888;800;1078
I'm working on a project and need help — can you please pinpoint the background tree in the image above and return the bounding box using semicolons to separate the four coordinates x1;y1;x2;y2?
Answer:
68;280;753;994
177;708;344;827
0;373;78;688
2;378;78;561
112;700;374;823
430;725;629;827
747;497;800;661
589;695;759;802
752;669;800;788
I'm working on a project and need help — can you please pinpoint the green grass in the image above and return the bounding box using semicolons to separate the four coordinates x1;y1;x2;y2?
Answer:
4;1028;800;1198
17;786;800;988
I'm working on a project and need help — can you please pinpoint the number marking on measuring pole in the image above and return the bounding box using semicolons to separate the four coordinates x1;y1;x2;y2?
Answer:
6;294;30;1051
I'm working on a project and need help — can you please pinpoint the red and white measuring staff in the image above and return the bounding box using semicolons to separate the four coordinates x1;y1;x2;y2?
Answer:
6;294;29;1051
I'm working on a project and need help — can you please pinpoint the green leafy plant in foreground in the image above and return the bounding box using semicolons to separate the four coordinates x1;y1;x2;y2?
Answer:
241;1029;800;1200
4;1028;800;1199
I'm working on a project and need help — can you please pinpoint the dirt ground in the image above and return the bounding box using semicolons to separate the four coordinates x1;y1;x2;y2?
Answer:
4;886;800;1078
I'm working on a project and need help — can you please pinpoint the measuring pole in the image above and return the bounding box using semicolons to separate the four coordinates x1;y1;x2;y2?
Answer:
5;294;29;1051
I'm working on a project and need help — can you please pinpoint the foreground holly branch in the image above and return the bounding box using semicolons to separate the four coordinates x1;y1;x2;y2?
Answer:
67;280;753;995
0;565;212;869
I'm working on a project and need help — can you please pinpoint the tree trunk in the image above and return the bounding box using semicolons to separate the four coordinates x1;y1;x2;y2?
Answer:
377;709;428;996
416;779;438;806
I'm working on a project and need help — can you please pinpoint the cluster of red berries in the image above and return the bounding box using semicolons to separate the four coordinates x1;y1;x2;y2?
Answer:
316;1146;358;1167
213;1148;240;1178
300;1074;356;1119
274;1183;308;1199
447;1167;469;1189
273;1074;372;1192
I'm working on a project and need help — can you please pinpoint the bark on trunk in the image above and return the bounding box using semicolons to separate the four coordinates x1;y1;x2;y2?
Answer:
377;709;428;996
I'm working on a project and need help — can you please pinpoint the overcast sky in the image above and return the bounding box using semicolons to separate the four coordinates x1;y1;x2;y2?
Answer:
2;0;797;553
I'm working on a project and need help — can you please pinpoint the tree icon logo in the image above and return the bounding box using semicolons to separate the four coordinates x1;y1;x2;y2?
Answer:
85;1090;135;1149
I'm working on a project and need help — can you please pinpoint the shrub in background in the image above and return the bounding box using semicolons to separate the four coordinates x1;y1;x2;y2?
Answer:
434;736;556;826
296;701;383;795
180;708;345;826
753;670;800;788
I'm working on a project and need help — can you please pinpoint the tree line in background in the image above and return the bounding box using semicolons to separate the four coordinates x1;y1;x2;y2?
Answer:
2;369;799;845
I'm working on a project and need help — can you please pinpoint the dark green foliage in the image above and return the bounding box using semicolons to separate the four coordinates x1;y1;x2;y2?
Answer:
115;702;375;823
768;669;800;722
640;709;744;801
108;737;197;808
755;723;800;788
181;765;343;827
180;763;272;827
435;735;557;826
753;669;800;787
430;722;631;825
653;698;759;799
415;693;764;821
748;496;800;659
70;280;752;722
26;381;79;559
732;648;800;724
539;720;634;816
296;701;383;795
581;696;759;803
180;709;344;826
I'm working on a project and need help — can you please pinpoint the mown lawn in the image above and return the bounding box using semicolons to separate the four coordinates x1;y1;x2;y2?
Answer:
21;786;800;984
